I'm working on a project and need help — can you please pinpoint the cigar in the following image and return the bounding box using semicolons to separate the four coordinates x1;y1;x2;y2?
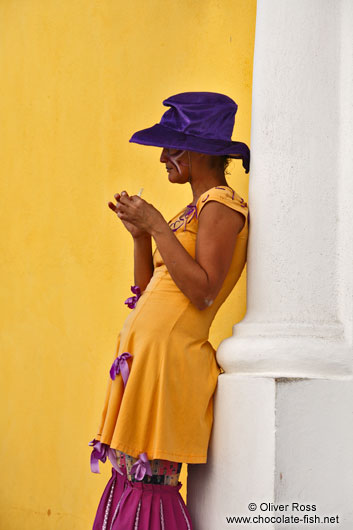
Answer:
137;188;144;197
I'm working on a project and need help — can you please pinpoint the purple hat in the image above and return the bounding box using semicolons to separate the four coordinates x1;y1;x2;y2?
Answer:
129;92;250;174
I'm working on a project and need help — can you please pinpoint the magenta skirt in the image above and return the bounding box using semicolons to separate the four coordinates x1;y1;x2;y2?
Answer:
92;467;193;529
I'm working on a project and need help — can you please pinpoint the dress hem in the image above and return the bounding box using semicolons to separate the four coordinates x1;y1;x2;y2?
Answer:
94;435;208;464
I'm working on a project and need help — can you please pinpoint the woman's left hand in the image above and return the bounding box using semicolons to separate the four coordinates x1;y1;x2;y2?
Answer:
116;192;166;236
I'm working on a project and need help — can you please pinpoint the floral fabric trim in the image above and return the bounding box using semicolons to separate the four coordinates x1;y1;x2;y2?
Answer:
115;449;182;485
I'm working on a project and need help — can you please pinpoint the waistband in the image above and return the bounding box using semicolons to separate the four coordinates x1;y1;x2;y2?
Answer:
112;467;182;493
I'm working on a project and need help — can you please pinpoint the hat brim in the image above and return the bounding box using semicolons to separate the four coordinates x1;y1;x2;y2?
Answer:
129;124;250;174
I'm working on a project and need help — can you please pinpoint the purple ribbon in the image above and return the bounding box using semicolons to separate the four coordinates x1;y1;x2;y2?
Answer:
169;202;199;233
109;352;132;385
88;439;124;475
130;452;153;481
124;285;141;309
176;204;198;232
184;203;198;226
88;439;109;474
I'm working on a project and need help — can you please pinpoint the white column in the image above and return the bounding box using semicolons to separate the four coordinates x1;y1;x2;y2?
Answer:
187;1;353;529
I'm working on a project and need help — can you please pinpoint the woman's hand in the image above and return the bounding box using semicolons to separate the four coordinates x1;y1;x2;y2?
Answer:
108;192;146;239
108;191;165;238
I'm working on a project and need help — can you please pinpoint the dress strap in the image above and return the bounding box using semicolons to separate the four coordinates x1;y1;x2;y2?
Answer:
196;186;248;224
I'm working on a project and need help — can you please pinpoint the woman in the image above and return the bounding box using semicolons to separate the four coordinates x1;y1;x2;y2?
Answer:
89;92;250;529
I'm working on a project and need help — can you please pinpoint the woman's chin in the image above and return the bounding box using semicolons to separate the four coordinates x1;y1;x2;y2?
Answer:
167;172;186;184
167;173;178;182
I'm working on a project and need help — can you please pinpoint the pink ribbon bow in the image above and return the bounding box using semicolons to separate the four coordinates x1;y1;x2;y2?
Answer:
109;352;132;385
130;452;153;481
124;285;141;309
88;439;124;475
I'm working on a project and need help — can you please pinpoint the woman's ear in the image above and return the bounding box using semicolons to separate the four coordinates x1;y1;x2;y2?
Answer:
192;151;207;164
201;153;214;167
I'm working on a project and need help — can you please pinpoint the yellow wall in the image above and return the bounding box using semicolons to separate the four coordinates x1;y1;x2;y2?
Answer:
0;0;256;527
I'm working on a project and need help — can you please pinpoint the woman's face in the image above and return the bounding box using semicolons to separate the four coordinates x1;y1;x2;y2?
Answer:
160;148;190;183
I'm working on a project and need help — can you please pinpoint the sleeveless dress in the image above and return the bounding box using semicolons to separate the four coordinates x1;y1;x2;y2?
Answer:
91;185;249;465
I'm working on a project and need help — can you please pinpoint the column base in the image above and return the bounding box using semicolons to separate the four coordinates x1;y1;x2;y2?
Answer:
217;321;352;378
187;375;353;529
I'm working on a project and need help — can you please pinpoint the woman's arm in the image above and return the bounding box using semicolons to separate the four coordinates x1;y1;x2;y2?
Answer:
116;194;244;310
151;202;245;310
133;234;154;292
108;191;154;292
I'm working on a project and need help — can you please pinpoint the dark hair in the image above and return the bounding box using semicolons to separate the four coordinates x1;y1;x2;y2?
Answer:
208;155;232;175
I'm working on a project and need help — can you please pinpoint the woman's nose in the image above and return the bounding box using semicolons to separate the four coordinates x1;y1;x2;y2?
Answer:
160;148;169;163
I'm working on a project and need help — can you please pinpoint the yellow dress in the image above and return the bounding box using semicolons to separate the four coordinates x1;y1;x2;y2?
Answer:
93;185;249;464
